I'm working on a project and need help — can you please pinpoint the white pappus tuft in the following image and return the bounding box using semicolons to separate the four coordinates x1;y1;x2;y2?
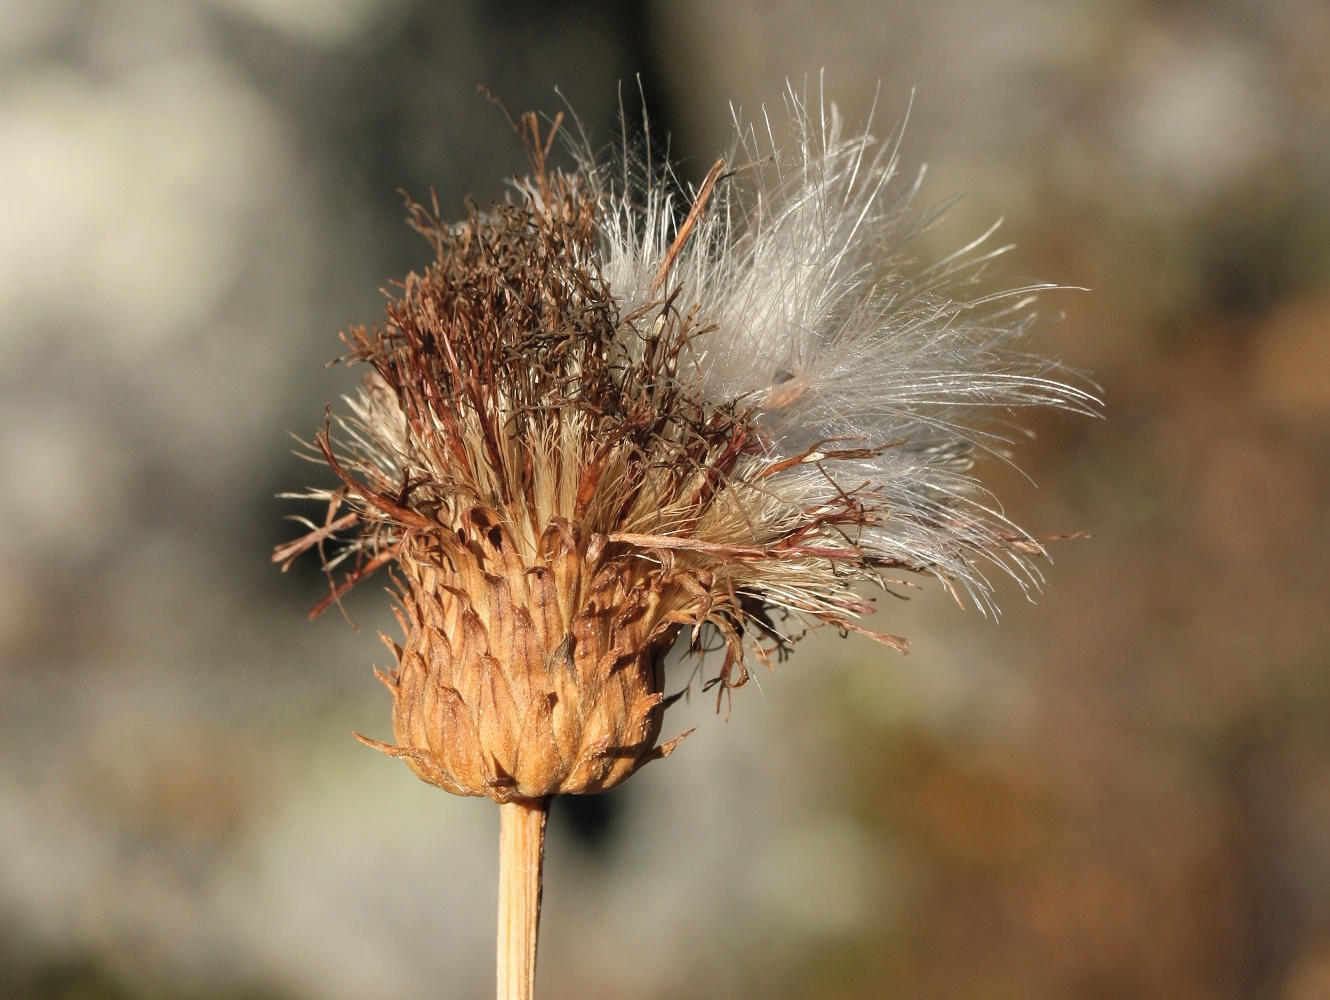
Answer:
584;84;1099;616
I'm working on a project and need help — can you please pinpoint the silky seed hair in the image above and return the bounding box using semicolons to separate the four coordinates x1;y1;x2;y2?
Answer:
278;86;1097;713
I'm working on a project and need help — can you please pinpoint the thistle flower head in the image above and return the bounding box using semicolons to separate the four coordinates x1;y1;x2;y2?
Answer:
276;88;1097;802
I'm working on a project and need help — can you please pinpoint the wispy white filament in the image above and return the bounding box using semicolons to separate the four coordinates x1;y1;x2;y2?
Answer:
589;84;1098;612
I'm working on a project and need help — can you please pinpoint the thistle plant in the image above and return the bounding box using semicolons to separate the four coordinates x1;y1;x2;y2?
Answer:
276;87;1096;1000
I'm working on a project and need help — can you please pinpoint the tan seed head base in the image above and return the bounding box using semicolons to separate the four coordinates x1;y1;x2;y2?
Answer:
357;507;690;801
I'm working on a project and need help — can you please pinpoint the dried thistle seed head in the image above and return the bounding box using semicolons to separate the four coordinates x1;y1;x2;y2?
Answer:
276;88;1097;800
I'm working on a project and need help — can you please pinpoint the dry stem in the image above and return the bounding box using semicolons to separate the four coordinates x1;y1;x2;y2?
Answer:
497;797;549;1000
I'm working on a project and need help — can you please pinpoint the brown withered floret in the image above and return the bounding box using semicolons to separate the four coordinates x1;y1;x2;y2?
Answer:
278;116;774;800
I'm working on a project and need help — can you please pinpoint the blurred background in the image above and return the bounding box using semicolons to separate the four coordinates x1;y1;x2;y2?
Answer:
2;0;1329;997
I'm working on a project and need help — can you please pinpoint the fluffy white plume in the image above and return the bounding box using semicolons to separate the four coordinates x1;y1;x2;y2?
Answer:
583;85;1098;612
